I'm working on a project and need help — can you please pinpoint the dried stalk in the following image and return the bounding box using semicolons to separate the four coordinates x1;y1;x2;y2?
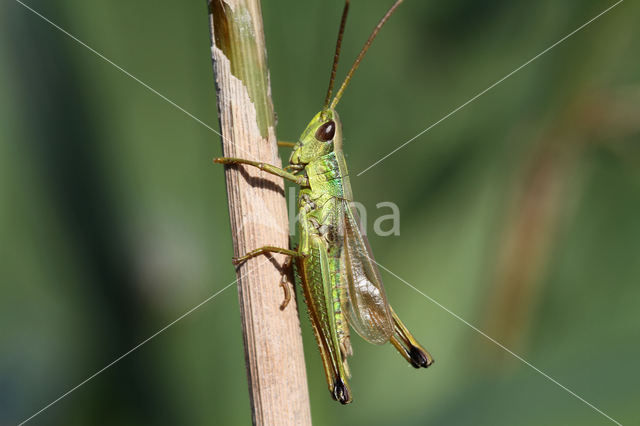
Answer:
207;1;312;424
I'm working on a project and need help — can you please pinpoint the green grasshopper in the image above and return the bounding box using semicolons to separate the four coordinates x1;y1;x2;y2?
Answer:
215;0;432;404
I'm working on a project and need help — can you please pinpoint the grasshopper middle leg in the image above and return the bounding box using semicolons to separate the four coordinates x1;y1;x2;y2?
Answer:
233;246;300;310
232;246;299;265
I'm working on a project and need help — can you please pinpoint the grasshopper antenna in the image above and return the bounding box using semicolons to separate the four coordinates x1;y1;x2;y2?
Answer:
330;0;403;110
324;0;351;111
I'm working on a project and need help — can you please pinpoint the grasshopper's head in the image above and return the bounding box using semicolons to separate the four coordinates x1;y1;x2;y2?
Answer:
288;0;401;171
289;109;342;167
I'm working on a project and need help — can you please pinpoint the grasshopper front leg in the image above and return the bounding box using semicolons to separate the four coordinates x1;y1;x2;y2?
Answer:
214;157;308;186
277;141;297;148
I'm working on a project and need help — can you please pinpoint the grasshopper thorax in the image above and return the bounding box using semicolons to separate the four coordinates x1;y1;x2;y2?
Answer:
289;109;343;168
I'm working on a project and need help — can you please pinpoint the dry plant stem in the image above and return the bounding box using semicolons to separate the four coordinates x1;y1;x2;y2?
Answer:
208;1;312;424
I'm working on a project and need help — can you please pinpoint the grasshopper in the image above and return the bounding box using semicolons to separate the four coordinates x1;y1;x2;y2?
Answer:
215;0;433;404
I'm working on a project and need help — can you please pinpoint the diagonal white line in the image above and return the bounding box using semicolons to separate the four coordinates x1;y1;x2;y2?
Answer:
14;0;220;135
16;263;258;425
357;0;624;176
12;0;623;424
370;258;622;425
13;0;258;160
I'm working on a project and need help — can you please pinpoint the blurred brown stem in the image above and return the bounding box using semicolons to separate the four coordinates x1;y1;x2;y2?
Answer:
207;1;312;424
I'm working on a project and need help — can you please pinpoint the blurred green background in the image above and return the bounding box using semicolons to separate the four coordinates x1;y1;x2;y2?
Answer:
1;0;639;425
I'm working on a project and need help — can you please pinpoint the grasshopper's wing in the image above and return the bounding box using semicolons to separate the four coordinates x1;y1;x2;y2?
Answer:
341;200;394;344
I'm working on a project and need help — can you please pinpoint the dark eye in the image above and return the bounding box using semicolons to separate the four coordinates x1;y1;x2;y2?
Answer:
315;120;336;142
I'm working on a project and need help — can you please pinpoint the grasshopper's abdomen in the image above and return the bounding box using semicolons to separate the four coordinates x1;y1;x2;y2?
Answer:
296;163;353;402
298;191;352;359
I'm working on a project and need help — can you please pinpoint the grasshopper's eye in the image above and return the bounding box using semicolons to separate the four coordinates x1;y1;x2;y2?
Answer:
315;120;336;142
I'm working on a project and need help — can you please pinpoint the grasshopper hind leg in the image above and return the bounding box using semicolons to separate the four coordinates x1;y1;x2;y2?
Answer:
332;377;351;405
389;308;434;369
